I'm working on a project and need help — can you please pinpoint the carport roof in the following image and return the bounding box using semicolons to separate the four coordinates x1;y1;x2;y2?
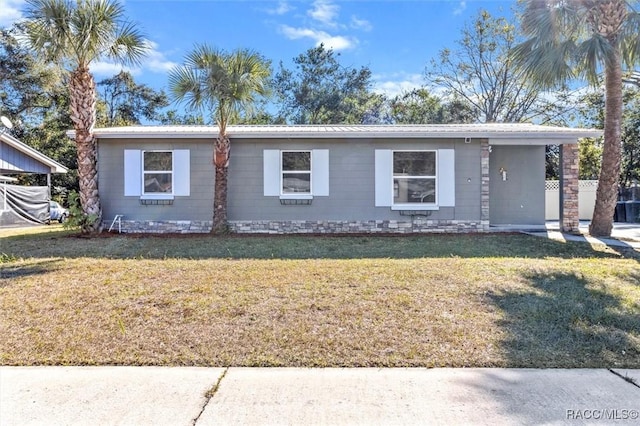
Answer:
1;132;68;174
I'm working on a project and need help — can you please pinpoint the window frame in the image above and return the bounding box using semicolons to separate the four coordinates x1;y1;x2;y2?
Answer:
280;150;313;197
391;150;437;208
142;150;174;196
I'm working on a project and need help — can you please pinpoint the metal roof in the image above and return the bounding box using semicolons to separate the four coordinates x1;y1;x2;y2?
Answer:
82;123;602;142
1;132;68;174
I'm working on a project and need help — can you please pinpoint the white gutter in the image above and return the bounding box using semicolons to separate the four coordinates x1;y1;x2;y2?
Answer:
68;124;603;141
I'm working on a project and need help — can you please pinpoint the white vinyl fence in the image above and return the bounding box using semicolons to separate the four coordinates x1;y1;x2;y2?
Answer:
545;180;598;220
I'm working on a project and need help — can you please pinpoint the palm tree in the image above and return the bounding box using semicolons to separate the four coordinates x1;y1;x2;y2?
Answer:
511;0;640;237
24;0;147;233
169;45;271;233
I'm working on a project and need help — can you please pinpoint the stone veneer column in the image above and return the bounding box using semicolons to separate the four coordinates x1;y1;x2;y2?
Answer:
480;139;490;229
560;143;579;233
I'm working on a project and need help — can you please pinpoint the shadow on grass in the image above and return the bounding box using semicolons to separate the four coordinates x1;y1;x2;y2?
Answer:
0;259;63;284
488;271;640;368
1;230;635;261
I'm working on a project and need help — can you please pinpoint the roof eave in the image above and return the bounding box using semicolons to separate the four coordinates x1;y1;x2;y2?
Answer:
1;133;69;174
66;124;602;142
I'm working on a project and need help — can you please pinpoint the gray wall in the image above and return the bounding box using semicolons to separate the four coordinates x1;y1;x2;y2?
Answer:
98;137;484;224
99;139;215;223
489;145;545;225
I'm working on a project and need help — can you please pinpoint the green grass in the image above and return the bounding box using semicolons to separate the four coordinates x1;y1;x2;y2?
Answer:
1;227;638;367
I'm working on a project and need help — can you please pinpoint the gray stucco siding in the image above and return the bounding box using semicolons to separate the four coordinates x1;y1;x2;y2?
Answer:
488;145;545;224
99;139;214;223
228;138;480;222
98;136;483;225
452;141;482;220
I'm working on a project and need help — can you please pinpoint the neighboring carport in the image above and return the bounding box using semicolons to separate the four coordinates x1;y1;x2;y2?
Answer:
0;131;68;227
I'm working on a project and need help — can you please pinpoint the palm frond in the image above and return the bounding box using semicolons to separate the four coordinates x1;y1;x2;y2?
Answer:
169;44;272;127
24;0;74;62
24;0;147;69
107;21;148;66
576;34;615;84
620;10;640;66
168;66;209;112
511;0;640;89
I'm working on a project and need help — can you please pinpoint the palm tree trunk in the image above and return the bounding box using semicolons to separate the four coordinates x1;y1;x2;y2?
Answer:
589;52;622;237
211;134;230;233
70;67;101;233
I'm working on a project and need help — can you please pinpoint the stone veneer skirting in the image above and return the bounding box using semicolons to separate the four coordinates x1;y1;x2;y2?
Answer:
103;219;491;234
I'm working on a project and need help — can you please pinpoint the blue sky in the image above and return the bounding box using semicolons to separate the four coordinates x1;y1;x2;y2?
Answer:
1;0;516;99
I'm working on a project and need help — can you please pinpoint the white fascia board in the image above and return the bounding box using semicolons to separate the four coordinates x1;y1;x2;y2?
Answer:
78;124;603;141
489;138;581;146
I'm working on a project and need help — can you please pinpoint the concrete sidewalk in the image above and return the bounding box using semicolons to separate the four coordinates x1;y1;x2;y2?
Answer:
1;367;639;425
524;222;640;251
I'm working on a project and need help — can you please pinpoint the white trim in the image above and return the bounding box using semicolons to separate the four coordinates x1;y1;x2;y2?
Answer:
142;150;174;196
391;205;440;211
280;150;312;196
263;149;281;196
84;124;602;141
140;194;174;201
392;150;438;207
279;194;313;200
126;149;190;198
376;149;456;210
311;149;329;196
124;149;141;196
374;150;393;207
173;149;190;196
438;149;455;207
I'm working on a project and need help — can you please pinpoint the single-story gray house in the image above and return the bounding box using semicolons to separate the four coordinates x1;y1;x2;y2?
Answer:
89;124;601;233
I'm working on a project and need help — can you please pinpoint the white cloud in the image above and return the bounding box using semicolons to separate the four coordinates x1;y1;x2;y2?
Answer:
0;0;25;27
142;40;178;73
453;1;467;16
90;61;136;77
90;40;176;77
279;25;355;51
350;16;372;32
372;73;423;98
267;1;293;16
272;0;370;52
308;0;339;27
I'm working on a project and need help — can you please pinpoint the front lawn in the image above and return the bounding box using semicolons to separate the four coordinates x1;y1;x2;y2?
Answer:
1;227;638;367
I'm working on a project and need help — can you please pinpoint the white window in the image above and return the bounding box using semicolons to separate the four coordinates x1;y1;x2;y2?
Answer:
375;149;455;210
282;151;311;194
143;151;173;194
124;149;190;198
393;151;436;205
264;149;329;198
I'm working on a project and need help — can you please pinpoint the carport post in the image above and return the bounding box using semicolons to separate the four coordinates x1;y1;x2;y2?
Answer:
560;143;579;233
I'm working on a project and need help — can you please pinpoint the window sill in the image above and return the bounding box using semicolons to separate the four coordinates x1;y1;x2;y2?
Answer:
141;194;174;200
391;205;439;211
279;194;313;200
